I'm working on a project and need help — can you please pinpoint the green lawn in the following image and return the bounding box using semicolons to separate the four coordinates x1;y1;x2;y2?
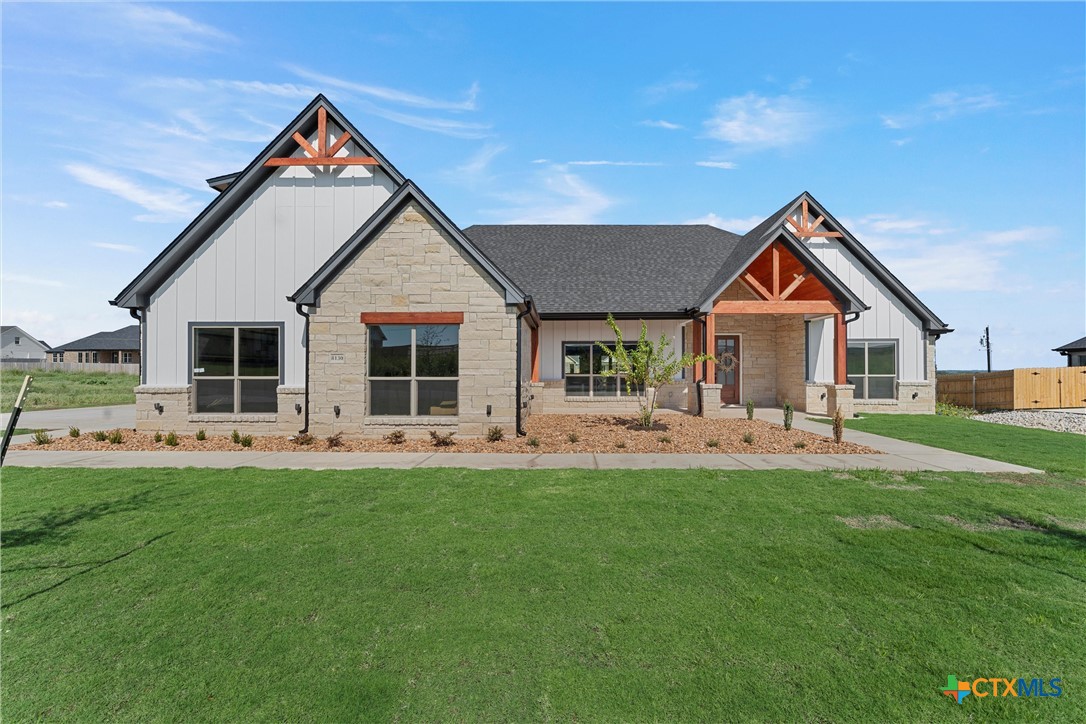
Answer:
1;369;138;410
814;413;1086;476
0;428;34;439
3;465;1083;721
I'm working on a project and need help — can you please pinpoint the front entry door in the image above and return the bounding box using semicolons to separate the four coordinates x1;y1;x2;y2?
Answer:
715;335;741;404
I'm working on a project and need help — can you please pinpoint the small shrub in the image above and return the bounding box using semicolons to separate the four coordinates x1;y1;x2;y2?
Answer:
936;400;976;418
32;429;52;446
239;434;254;448
486;426;505;443
231;429;241;444
154;432;163;443
741;432;755;445
165;431;179;447
68;426;80;438
794;440;807;450
108;429;124;445
783;401;794;431
635;406;654;429
326;432;344;448
527;436;541;448
429;430;455;447
294;432;314;446
195;428;207;441
658;435;672;444
384;430;406;445
92;430;108;442
746;399;755;420
614;440;626;449
706;438;720;448
567;431;579;443
832;406;845;444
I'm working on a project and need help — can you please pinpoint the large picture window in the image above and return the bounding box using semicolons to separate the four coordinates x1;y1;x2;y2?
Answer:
847;340;897;400
368;324;458;416
193;326;280;413
562;341;645;397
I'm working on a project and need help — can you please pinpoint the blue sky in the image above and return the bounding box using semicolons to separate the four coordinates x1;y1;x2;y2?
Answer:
2;2;1083;369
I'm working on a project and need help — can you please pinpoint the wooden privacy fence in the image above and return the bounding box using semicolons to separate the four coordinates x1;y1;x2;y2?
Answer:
0;359;140;375
938;367;1086;410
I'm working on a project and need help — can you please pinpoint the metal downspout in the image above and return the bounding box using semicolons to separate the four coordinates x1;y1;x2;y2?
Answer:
516;299;534;437
295;303;311;434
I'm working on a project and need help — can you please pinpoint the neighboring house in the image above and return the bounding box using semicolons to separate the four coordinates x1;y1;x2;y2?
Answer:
111;95;951;437
1053;336;1086;367
52;325;141;366
0;326;49;360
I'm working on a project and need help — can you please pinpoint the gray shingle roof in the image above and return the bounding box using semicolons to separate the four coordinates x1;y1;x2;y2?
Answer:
464;224;743;315
1054;336;1086;353
54;325;139;352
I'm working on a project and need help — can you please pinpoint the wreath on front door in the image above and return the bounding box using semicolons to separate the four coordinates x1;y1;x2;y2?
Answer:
717;352;738;373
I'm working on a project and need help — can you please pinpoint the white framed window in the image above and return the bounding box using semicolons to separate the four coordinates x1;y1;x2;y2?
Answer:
192;326;280;413
77;352;84;363
562;341;645;397
14;336;20;345
92;352;99;363
368;324;458;416
847;340;897;400
122;351;133;364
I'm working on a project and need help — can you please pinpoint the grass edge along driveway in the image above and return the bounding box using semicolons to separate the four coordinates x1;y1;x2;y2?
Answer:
2;464;1083;722
1;369;138;411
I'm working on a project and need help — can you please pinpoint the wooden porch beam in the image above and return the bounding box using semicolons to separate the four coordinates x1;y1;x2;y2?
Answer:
327;131;352;158
705;314;716;384
779;272;808;301
291;132;318;158
771;242;780;299
317;107;327;156
833;312;847;385
741;273;773;301
691;318;703;379
359;312;464;324
712;300;841;315
530;325;541;383
264;157;380;167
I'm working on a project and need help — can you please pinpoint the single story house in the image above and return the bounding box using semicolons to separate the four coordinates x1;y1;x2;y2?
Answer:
52;325;141;366
111;95;951;437
1053;336;1086;367
0;325;49;361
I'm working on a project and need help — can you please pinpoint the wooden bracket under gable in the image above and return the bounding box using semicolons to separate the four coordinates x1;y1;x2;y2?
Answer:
785;199;842;238
264;107;380;167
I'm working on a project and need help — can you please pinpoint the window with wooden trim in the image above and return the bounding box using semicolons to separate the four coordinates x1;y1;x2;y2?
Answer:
368;324;458;416
192;326;279;413
562;341;645;397
847;340;897;400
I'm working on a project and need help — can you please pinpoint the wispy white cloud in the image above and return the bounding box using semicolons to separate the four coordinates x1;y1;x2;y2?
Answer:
683;213;764;233
363;105;491;139
639;119;683;130
881;90;1005;129
1;273;65;288
65;163;201;222
285;64;479;111
6;195;69;209
891;137;912;147
695;161;737;170
487;165;614;223
92;242;142;254
789;76;811;91
704;93;819;149
567;160;663;167
110;5;236;51
642;77;699;102
457;143;508;177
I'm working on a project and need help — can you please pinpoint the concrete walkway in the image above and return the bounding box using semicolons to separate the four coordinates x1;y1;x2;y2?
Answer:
4;413;1039;473
2;404;135;446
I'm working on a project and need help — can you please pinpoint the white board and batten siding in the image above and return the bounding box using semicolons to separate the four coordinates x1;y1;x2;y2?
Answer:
804;234;928;383
539;319;684;381
146;130;396;387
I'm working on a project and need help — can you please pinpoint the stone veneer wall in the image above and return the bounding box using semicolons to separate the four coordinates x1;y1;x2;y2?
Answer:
306;202;518;438
531;380;689;414
135;385;304;434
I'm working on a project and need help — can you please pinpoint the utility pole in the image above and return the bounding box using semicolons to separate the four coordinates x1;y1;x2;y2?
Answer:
979;326;992;372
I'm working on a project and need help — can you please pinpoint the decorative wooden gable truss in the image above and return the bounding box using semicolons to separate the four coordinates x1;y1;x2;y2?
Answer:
264;107;380;168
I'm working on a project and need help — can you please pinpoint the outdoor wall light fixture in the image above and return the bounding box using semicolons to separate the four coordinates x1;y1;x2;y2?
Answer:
820;392;826;401
295;403;302;414
912;392;919;399
334;405;341;418
154;402;164;413
486;404;492;417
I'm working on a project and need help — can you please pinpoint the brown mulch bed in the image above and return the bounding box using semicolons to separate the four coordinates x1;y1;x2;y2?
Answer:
14;414;876;455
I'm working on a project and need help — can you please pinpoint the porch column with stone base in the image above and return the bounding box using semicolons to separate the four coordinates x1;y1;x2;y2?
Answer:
824;383;855;420
699;384;724;418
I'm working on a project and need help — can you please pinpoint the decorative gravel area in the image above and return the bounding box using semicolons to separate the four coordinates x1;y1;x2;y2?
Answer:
973;410;1086;435
14;414;877;455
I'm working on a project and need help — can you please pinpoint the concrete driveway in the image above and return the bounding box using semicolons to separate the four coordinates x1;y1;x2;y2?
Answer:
2;404;135;445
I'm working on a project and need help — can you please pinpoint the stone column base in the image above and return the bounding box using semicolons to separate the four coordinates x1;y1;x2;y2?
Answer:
699;384;723;417
825;384;855;420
